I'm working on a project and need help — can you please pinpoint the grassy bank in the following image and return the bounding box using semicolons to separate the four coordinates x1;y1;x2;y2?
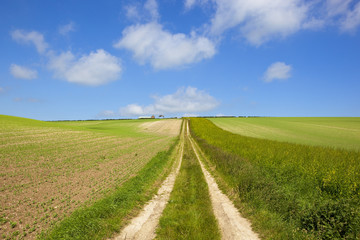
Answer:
41;137;179;239
209;117;360;150
190;118;360;239
156;122;221;240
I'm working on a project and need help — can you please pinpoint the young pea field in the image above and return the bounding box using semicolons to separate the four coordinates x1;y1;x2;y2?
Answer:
209;117;360;151
0;115;180;239
190;118;360;239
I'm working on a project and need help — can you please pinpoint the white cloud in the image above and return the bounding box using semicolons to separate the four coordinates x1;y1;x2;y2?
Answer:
341;2;360;31
186;0;360;44
144;0;159;20
48;49;122;86
309;0;360;32
120;86;219;116
124;0;159;22
11;30;48;54
184;0;209;9
325;0;352;17
11;29;122;86
10;64;38;80
263;62;292;83
302;18;326;30
59;22;75;35
185;0;197;9
209;0;309;45
125;5;141;21
0;87;4;94
114;22;216;69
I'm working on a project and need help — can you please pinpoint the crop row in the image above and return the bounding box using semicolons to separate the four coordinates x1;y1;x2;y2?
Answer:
0;118;174;239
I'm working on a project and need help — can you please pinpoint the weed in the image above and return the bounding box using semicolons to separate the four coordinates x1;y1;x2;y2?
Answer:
10;221;17;228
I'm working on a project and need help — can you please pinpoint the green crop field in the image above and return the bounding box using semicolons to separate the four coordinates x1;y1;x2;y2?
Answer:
0;115;179;239
190;118;360;239
209;117;360;150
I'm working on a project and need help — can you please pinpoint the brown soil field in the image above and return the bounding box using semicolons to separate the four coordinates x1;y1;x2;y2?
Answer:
0;119;180;239
139;119;182;136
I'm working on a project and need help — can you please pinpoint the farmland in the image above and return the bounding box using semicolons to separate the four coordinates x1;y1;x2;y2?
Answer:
209;117;360;150
0;115;181;239
190;118;360;239
2;115;359;239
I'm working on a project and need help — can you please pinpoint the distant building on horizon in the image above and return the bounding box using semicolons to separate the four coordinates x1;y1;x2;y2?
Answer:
138;115;155;119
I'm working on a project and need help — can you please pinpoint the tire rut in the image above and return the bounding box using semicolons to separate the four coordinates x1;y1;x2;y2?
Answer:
113;123;185;240
187;121;260;240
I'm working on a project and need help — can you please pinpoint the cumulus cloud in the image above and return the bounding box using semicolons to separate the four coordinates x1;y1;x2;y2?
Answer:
185;0;209;9
10;29;122;86
341;2;360;31
125;5;141;21
10;64;38;80
114;22;216;69
124;0;159;22
144;0;159;20
11;30;48;54
319;0;360;32
115;0;216;69
48;49;122;86
263;62;292;83
185;0;360;44
120;86;219;116
325;0;352;17
209;0;308;45
185;0;197;9
59;22;76;35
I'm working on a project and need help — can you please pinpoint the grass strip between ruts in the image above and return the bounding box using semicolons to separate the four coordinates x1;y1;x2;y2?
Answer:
156;123;221;240
39;137;179;240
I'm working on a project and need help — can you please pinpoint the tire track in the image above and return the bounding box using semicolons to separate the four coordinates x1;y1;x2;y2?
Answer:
114;122;185;240
187;121;259;240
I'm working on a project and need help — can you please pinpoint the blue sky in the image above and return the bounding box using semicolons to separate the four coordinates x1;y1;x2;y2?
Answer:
1;0;360;120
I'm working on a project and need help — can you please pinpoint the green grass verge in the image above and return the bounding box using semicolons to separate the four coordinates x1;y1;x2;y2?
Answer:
209;117;360;150
39;137;179;240
156;125;221;240
190;118;360;239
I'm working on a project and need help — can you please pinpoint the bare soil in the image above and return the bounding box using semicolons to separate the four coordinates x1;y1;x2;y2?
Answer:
139;120;181;136
0;128;173;239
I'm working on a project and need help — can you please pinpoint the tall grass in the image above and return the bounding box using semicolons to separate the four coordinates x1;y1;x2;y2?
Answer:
190;118;360;239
